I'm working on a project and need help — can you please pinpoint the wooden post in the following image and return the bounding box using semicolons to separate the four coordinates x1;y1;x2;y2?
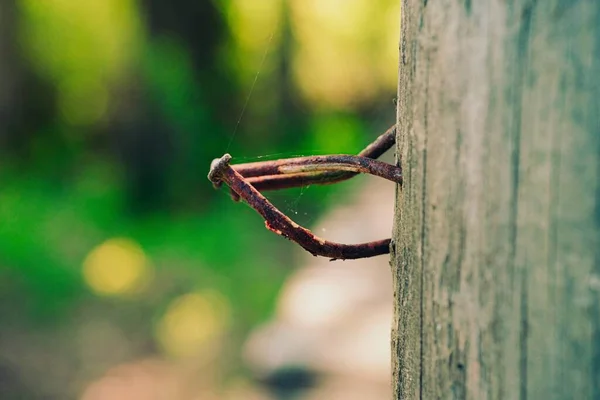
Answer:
392;1;600;398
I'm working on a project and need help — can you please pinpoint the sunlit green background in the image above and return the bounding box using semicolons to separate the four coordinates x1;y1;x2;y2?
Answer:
0;0;398;398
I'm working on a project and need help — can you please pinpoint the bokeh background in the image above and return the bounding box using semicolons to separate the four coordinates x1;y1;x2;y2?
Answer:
0;0;399;398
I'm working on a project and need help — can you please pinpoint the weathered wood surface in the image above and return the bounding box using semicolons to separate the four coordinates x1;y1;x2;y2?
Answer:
392;1;600;399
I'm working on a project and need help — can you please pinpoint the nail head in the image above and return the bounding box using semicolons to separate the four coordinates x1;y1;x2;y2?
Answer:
208;153;233;187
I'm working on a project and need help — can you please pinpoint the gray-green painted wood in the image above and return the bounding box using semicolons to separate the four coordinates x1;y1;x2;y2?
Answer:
392;1;600;398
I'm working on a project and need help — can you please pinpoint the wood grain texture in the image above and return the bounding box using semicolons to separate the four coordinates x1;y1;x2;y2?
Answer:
392;0;600;398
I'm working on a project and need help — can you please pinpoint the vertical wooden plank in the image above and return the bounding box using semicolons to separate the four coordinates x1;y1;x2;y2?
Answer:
520;2;600;398
392;0;423;398
392;0;600;398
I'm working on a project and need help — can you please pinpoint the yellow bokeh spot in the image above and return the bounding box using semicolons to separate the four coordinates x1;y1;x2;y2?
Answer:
83;238;151;296
18;0;143;126
156;291;231;359
227;0;282;52
289;0;400;109
226;0;282;82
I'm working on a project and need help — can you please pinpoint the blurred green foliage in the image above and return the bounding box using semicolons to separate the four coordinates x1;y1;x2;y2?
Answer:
0;0;398;397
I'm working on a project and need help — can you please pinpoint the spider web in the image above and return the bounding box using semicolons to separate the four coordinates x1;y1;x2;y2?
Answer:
222;19;395;235
225;28;276;153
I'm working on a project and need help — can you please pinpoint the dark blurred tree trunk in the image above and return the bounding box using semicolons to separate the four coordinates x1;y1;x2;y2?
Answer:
0;0;18;145
392;1;600;398
115;0;229;211
0;0;53;159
